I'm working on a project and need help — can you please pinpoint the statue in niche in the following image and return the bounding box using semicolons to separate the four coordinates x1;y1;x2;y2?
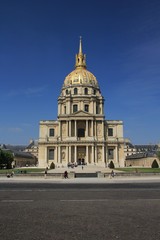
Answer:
98;151;101;160
62;151;65;160
62;124;66;134
97;124;101;135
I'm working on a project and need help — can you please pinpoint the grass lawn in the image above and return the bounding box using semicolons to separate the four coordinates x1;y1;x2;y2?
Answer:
0;168;45;174
115;168;160;173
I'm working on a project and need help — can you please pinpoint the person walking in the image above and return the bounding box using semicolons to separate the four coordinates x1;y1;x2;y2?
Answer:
110;170;115;178
44;168;47;179
64;171;68;179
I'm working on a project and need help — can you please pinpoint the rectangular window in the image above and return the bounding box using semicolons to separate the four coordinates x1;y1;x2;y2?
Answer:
49;149;54;160
49;128;54;137
73;104;78;113
78;128;85;137
84;104;89;112
108;149;114;159
96;104;99;114
108;128;113;136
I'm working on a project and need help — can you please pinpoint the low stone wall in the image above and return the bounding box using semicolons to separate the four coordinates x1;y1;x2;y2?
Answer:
0;172;75;179
103;172;160;178
125;157;160;167
0;172;160;179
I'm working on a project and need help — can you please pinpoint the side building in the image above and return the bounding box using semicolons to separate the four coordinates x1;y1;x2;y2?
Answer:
38;39;125;168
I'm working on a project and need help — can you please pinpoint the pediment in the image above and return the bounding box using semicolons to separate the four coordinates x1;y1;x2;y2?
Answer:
72;110;92;117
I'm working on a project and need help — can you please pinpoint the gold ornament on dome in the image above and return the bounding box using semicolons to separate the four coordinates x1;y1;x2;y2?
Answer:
63;37;99;88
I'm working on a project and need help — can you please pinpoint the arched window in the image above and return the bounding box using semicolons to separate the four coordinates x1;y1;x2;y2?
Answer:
74;88;78;95
49;128;54;137
66;89;68;95
84;88;88;95
94;89;96;95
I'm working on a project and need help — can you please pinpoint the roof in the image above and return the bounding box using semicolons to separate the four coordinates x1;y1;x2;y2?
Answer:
126;152;156;160
26;140;38;149
12;150;35;159
0;144;7;149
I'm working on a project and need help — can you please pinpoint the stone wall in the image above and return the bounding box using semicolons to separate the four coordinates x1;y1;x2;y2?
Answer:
125;157;160;167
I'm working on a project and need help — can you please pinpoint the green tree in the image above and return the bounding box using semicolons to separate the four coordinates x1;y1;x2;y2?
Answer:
151;159;159;168
50;162;55;169
0;150;14;169
109;160;115;169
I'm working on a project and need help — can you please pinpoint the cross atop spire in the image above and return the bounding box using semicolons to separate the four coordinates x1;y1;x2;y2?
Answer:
75;37;86;69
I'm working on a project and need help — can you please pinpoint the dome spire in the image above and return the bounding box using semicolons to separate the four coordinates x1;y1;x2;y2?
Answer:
79;36;82;54
75;37;86;69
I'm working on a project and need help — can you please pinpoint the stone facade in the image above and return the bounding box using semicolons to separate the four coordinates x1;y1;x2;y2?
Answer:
38;39;125;168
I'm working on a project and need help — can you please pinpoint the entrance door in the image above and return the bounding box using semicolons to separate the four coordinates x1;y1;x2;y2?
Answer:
77;146;86;165
77;158;85;165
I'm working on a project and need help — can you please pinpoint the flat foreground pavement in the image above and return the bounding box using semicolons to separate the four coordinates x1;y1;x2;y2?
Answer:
0;180;160;240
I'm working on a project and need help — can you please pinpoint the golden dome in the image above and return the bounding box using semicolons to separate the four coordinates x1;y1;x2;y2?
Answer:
64;68;98;87
63;37;99;88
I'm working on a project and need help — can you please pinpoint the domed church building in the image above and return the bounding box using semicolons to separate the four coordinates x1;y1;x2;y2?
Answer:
38;39;125;168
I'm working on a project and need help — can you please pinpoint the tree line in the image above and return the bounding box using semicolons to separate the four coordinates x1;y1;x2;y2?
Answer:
0;149;14;169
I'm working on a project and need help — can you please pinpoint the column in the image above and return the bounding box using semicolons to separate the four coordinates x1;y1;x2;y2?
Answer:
75;120;77;137
102;145;105;163
58;103;60;115
69;121;71;136
91;120;94;136
45;147;48;165
95;121;97;139
67;121;69;137
117;143;119;166
86;120;88;137
86;146;89;164
58;121;61;139
56;146;58;164
92;145;94;164
66;146;68;163
115;146;118;166
58;146;61;163
69;146;71;163
94;101;96;114
106;146;108;167
68;100;71;114
95;146;97;163
102;120;104;138
74;145;77;163
91;101;94;114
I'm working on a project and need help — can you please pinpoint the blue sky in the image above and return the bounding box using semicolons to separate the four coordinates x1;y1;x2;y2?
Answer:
0;0;160;145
